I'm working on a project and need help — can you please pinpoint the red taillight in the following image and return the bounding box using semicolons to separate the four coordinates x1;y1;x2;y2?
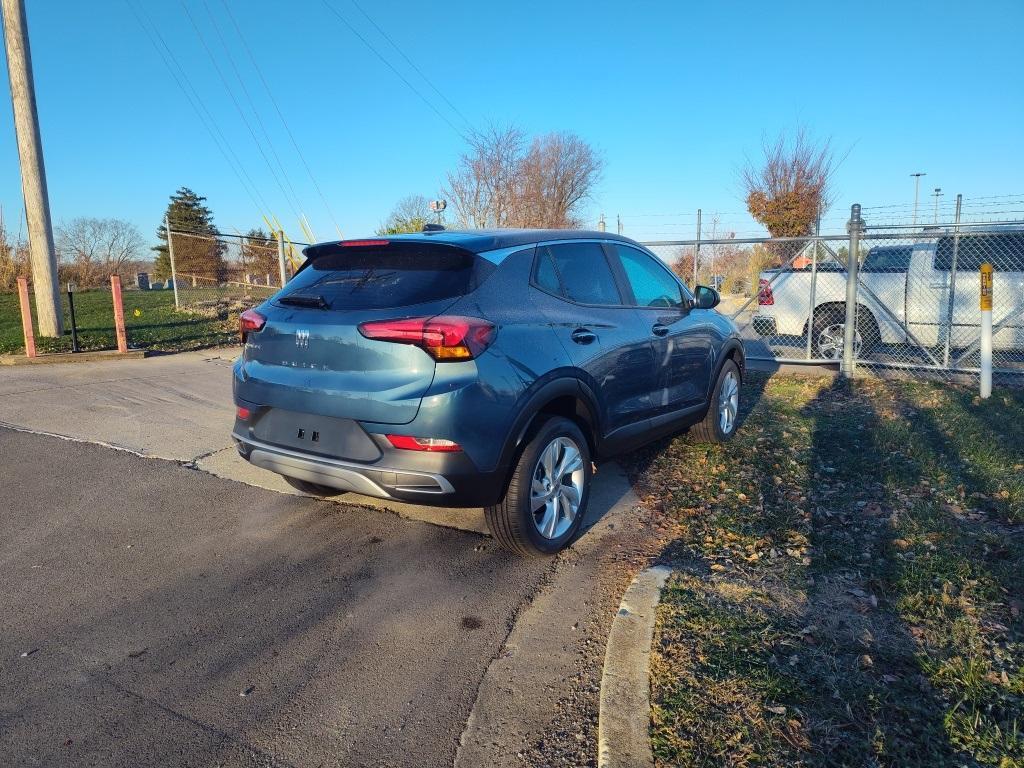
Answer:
236;406;251;420
757;278;775;306
358;315;495;361
386;434;462;452
239;309;266;341
341;239;389;247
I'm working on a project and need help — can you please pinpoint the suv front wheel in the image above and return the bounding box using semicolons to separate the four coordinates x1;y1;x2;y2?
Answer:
690;359;741;443
486;416;591;556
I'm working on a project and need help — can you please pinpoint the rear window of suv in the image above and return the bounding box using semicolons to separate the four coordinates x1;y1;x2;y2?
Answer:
278;242;492;309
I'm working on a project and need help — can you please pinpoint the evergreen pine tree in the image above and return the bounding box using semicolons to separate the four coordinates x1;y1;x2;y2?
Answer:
153;187;226;281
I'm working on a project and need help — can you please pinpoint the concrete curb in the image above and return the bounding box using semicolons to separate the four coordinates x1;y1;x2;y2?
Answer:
0;349;146;365
597;565;672;768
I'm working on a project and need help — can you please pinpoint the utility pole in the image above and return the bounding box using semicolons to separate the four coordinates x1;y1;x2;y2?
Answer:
616;214;622;235
932;187;943;224
910;172;926;227
2;0;61;336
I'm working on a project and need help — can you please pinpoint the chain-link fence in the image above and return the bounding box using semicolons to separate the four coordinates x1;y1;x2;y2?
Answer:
641;206;1024;386
164;229;308;315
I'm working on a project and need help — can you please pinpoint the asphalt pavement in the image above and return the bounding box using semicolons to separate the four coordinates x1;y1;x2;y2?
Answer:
0;427;548;767
0;350;658;767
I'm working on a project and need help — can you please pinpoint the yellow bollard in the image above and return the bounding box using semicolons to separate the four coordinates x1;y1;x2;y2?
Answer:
980;262;993;398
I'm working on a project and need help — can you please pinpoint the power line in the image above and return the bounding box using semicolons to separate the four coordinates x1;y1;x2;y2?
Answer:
200;0;305;226
179;0;306;230
348;0;474;132
124;0;272;220
218;0;343;238
319;0;469;142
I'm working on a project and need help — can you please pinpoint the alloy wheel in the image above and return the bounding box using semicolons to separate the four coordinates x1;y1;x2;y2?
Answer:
718;370;739;434
817;323;862;360
530;437;585;540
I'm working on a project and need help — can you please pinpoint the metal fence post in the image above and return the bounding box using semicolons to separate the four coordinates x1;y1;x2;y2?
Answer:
276;229;289;287
805;218;820;360
692;209;702;287
942;194;962;367
165;215;180;309
842;204;863;378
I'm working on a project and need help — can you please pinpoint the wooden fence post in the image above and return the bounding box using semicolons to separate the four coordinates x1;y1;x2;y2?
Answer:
16;276;36;358
110;274;128;353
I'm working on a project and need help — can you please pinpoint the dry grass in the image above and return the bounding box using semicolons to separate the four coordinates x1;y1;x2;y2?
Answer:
627;374;1024;767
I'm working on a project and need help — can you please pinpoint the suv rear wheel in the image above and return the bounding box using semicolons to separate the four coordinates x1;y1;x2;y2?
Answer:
486;416;591;556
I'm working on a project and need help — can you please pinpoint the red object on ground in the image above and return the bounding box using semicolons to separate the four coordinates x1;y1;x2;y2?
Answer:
757;278;775;306
16;277;36;358
110;275;128;353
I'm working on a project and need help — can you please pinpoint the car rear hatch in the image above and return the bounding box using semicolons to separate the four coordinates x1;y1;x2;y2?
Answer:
239;239;491;427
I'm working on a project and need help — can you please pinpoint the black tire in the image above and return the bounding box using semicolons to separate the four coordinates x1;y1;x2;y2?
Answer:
690;359;741;444
485;416;592;557
283;476;346;497
810;305;880;360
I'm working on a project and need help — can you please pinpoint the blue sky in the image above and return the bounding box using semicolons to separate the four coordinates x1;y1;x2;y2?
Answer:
1;0;1022;246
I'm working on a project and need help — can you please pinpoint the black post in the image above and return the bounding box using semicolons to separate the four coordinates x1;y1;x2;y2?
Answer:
66;282;80;353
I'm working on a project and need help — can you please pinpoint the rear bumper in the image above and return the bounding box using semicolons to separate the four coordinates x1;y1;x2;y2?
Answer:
232;432;507;507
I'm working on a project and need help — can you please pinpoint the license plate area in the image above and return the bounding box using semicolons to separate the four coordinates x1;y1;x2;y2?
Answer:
253;408;381;462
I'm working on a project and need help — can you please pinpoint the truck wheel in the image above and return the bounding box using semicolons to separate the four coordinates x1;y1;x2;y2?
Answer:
283;476;345;497
485;416;591;557
690;359;741;444
811;307;879;360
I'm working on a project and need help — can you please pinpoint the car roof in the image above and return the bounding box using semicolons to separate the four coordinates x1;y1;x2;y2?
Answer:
304;228;638;257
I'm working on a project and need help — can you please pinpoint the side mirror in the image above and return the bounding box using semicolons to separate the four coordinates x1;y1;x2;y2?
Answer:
694;285;720;309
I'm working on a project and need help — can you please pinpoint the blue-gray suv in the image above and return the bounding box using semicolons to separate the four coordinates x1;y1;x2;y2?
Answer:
232;229;744;555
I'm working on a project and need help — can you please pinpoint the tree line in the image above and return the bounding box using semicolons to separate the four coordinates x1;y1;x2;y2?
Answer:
1;124;833;295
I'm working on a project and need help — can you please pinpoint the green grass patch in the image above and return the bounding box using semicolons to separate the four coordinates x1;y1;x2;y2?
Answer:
633;374;1024;767
0;288;240;355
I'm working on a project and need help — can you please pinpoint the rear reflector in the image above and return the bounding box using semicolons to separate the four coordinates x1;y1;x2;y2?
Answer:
757;278;775;306
386;435;462;452
239;308;267;341
236;406;251;420
358;315;495;361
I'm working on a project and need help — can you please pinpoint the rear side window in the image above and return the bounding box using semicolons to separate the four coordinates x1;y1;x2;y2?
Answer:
611;245;685;309
535;242;622;305
279;242;490;309
863;246;912;273
934;232;1024;272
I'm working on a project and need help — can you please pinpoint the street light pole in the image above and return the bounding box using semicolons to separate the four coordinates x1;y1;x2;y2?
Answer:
1;0;62;336
910;172;926;227
932;187;943;224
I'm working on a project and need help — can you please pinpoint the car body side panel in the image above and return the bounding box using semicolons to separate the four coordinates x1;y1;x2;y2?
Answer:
357;247;575;474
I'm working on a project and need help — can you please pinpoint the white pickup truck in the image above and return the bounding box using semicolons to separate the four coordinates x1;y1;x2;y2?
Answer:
751;228;1024;360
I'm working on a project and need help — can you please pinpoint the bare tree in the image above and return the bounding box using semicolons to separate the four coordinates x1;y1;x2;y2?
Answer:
742;128;836;238
56;217;146;286
446;125;526;228
0;214;30;290
445;125;603;229
377;194;435;235
518;132;603;228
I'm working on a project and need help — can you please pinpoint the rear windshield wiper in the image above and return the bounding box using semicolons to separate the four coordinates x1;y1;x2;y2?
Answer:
278;293;329;309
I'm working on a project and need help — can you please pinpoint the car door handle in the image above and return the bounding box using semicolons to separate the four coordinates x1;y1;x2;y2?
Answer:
571;328;597;344
652;324;670;337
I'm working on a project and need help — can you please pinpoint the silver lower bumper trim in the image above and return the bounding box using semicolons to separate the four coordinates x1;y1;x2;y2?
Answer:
232;433;455;497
